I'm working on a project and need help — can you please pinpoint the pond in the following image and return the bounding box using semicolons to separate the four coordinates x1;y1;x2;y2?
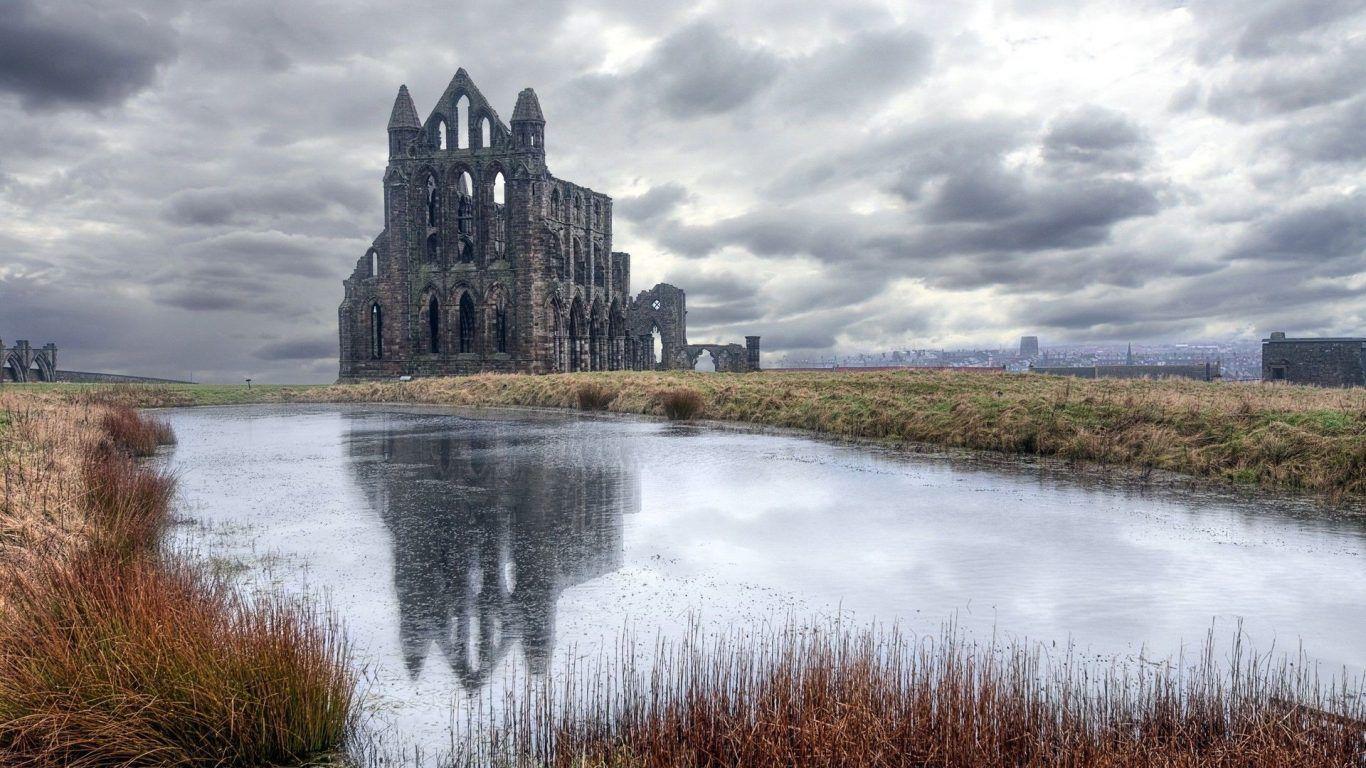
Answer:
163;404;1366;758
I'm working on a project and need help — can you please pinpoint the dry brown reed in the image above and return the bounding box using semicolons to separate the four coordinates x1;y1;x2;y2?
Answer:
80;445;176;558
0;393;358;767
576;382;617;411
99;404;176;456
459;624;1365;768
0;551;355;768
658;387;704;420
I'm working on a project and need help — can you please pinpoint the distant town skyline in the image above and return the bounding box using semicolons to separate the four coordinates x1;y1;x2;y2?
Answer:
1;0;1362;383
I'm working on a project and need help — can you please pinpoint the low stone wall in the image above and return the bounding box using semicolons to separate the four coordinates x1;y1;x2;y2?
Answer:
1034;363;1219;381
50;370;196;385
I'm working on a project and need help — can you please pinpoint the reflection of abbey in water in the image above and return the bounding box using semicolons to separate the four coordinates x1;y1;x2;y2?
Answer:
346;414;638;687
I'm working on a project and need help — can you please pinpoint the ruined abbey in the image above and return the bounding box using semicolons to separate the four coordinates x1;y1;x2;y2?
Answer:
338;70;759;380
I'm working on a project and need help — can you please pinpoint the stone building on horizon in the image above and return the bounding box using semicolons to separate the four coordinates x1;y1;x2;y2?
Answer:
1261;331;1365;387
337;70;759;380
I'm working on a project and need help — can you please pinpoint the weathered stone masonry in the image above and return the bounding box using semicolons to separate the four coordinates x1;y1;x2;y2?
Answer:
338;70;759;380
1;340;57;382
1261;332;1365;387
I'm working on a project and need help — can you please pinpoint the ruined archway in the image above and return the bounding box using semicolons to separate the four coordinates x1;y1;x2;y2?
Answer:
626;284;688;370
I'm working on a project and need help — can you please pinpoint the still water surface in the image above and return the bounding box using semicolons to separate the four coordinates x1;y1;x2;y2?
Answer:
163;404;1366;754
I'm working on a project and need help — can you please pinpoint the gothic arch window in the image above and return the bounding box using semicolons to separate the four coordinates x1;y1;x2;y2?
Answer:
458;237;474;263
458;292;476;353
435;117;448;150
455;95;469;149
368;249;378;277
455;171;474;235
551;187;560;211
370;303;384;359
495;305;508;353
425;173;439;227
573;240;586;286
493;172;505;205
426;233;441;262
480;116;491;148
487;288;509;354
592;243;605;288
426;294;441;353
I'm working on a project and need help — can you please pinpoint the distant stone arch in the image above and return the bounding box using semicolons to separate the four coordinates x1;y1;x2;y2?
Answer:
626;283;687;370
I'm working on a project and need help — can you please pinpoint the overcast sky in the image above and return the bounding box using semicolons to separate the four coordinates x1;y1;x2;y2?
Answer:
0;0;1362;381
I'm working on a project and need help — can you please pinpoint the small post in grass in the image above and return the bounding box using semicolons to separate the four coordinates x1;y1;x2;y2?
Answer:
244;378;252;390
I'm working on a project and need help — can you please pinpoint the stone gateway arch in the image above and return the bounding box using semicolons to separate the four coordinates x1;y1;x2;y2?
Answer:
1;340;57;383
337;69;759;380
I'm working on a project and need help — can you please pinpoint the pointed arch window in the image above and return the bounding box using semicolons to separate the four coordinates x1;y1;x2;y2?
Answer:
426;233;441;263
493;172;505;205
370;303;384;359
436;118;448;150
494;305;508;353
425;174;438;227
456;96;469;149
480;117;491;148
456;171;474;235
458;292;476;353
368;249;378;277
427;295;441;353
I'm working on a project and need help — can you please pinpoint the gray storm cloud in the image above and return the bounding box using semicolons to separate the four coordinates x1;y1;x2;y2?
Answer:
0;0;1362;381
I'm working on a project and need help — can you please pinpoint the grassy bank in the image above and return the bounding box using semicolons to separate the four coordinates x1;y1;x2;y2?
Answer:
0;393;354;766
29;369;1364;498
468;625;1364;768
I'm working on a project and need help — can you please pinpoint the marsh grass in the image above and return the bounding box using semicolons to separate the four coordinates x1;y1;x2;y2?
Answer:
81;445;176;558
0;396;358;767
449;624;1365;768
0;551;356;768
658;387;704;420
576;383;617;411
99;405;176;456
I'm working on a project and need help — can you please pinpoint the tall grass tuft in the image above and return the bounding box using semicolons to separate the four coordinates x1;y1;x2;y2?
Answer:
80;444;176;558
575;382;617;411
460;624;1364;768
0;550;356;768
99;404;176;456
659;387;704;420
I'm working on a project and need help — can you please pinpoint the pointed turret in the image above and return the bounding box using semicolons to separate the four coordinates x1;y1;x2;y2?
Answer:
388;85;421;130
511;87;545;152
387;84;421;158
512;88;544;123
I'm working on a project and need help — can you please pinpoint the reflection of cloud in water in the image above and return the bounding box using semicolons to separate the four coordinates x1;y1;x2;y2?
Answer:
346;414;638;688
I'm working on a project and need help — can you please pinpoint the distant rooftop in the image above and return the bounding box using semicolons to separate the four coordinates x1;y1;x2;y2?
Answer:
1264;332;1366;343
